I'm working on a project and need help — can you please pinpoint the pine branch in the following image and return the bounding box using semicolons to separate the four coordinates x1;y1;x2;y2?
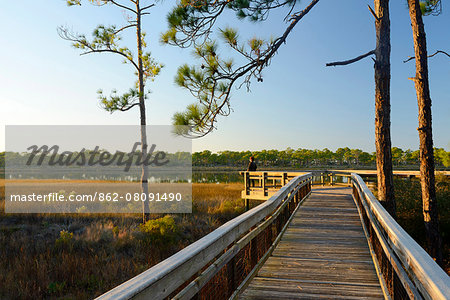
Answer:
57;26;140;71
114;24;136;34
174;0;320;137
79;49;138;70
141;4;155;11
109;0;137;14
118;102;140;111
367;5;380;21
326;50;375;67
163;0;304;48
403;50;450;63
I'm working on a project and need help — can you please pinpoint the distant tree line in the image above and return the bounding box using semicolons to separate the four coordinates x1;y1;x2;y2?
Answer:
192;147;450;168
0;151;191;170
1;148;449;169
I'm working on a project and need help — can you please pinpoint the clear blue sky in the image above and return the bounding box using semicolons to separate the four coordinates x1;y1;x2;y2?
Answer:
0;1;449;153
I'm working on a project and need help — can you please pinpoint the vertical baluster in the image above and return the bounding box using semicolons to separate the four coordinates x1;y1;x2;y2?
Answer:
263;172;267;197
227;257;235;297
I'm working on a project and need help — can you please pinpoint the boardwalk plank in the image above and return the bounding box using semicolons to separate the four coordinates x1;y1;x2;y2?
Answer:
242;277;383;300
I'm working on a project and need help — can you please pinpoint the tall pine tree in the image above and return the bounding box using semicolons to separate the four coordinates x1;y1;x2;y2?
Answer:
59;0;163;222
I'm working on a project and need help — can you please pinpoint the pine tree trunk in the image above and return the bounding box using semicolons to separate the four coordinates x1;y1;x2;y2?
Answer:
407;0;443;266
136;0;150;223
374;0;396;218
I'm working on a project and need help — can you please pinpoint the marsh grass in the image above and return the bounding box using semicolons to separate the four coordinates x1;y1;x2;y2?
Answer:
0;182;244;299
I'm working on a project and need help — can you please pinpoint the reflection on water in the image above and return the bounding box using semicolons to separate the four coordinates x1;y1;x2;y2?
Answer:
192;172;378;185
193;171;242;183
3;169;378;185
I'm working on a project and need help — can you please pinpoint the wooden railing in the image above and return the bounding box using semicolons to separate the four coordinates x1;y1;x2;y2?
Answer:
240;171;305;202
241;170;450;201
351;173;450;300
311;170;353;186
96;173;312;300
240;170;353;202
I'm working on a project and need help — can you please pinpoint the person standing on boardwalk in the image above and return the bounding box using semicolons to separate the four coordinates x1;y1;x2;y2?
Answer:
247;156;257;187
247;156;257;171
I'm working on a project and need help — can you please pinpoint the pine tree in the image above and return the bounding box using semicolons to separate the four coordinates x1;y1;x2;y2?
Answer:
59;0;163;222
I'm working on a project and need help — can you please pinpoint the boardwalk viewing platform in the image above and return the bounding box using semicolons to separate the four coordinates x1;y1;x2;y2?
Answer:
97;171;450;300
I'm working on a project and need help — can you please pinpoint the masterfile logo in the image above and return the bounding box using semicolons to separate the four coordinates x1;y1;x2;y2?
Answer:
5;125;192;214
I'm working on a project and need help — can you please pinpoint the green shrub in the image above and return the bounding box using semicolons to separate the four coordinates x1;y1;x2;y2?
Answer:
55;230;74;251
112;225;119;237
137;215;180;250
47;281;66;295
216;198;244;216
56;230;73;244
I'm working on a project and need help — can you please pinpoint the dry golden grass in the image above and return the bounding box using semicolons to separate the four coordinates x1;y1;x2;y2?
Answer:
0;182;244;299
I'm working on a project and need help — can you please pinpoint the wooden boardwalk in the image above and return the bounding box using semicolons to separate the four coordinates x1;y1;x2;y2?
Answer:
239;186;385;299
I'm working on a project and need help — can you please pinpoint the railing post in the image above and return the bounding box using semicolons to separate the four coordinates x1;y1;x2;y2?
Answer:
330;174;334;186
288;194;292;213
250;238;257;268
258;172;262;189
268;222;273;244
244;172;250;211
276;211;282;234
244;171;249;195
263;172;267;197
284;204;289;224
226;257;236;297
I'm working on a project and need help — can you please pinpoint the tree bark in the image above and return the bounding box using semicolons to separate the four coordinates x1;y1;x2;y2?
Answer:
374;0;396;218
136;0;150;223
407;0;443;266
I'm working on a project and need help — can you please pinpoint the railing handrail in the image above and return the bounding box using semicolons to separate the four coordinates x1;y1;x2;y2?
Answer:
96;173;313;300
351;173;450;299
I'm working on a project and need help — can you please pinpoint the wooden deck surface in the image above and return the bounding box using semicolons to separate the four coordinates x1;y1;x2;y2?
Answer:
239;187;385;299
